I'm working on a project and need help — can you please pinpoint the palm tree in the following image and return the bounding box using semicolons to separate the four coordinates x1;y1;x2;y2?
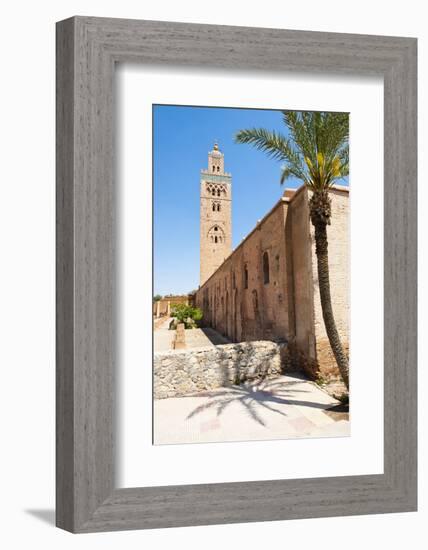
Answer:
235;111;349;389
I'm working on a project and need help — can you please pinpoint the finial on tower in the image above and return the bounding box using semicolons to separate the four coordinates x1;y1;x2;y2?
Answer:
213;141;219;151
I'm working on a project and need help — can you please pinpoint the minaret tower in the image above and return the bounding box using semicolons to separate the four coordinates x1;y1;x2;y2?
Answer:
200;143;232;286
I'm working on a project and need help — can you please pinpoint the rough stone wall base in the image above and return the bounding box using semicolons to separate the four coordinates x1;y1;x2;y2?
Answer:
154;341;287;399
283;338;349;383
316;338;349;380
285;340;320;380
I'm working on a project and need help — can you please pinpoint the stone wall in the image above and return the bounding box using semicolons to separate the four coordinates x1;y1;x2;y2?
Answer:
154;341;287;399
196;198;290;343
195;183;350;381
309;187;349;378
287;186;316;360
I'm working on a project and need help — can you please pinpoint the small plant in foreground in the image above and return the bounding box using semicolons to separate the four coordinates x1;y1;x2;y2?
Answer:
315;374;327;386
334;392;349;405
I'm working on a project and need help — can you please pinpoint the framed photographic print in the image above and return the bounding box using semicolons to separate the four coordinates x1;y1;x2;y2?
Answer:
56;16;417;532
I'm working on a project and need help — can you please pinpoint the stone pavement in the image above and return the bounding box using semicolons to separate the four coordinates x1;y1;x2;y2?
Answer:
185;327;230;348
154;319;230;353
153;317;174;352
154;373;350;445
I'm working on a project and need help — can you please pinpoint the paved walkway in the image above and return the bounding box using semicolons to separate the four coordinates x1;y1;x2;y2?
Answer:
185;327;230;348
154;374;350;445
153;317;174;352
154;320;230;353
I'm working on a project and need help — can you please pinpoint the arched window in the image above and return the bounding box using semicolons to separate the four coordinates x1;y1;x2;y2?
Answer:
244;264;248;289
212;203;216;211
263;252;270;284
212;165;215;172
217;203;221;212
212;190;216;196
252;289;259;312
208;225;225;245
217;166;220;172
217;189;220;197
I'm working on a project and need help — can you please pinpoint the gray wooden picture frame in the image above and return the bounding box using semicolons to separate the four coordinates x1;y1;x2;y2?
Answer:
56;16;417;533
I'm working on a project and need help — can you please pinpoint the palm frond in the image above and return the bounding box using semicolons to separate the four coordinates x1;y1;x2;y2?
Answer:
236;111;349;191
235;128;307;181
280;165;305;185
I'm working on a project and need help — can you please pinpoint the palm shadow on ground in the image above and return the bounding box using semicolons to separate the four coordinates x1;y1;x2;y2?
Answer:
186;378;335;427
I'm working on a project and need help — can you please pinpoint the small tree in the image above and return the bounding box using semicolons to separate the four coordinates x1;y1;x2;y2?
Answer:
170;303;203;328
190;307;203;323
153;294;162;302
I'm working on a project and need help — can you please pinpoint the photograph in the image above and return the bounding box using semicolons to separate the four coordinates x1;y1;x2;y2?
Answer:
153;105;350;445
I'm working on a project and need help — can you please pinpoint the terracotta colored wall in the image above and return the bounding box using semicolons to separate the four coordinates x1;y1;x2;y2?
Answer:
196;184;349;380
196;200;290;343
287;187;316;359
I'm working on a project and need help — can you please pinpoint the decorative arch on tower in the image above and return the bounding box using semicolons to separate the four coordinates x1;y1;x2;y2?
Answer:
207;224;225;244
206;183;227;197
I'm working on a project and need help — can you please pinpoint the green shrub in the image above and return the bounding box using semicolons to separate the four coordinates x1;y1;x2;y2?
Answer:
170;303;203;328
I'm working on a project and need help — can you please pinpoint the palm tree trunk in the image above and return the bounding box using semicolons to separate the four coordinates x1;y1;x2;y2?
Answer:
313;221;349;389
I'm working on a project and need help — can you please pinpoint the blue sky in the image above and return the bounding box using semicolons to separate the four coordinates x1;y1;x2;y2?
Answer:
153;105;347;296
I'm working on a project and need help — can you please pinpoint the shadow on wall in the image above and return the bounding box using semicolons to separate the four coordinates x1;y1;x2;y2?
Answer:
216;341;281;386
153;340;288;399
